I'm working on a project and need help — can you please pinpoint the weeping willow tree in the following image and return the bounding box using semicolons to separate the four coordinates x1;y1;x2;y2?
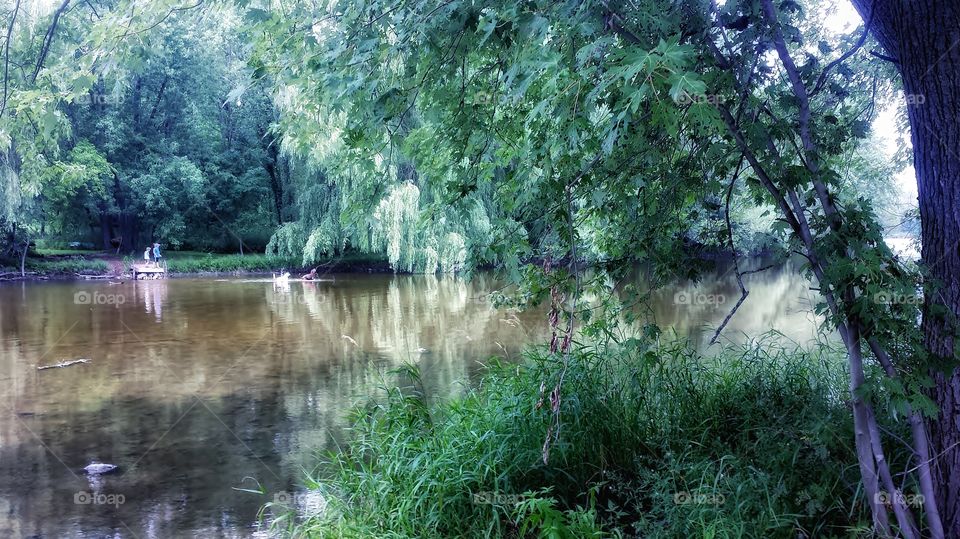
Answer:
265;156;493;273
257;41;501;273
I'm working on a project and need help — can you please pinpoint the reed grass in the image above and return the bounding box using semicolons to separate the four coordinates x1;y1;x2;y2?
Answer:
277;341;894;538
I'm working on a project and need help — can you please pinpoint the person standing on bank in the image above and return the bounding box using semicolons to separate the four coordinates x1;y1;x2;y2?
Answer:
153;243;162;266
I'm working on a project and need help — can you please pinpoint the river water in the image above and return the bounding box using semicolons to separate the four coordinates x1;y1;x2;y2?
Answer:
0;266;823;537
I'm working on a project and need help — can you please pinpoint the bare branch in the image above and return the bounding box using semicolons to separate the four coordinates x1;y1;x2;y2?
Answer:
710;156;748;346
31;0;72;84
811;6;875;97
869;49;899;64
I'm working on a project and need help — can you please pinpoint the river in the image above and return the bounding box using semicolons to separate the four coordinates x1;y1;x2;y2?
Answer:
0;265;823;537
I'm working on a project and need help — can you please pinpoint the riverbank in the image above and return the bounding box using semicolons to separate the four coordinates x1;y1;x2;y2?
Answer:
0;250;392;281
282;342;903;538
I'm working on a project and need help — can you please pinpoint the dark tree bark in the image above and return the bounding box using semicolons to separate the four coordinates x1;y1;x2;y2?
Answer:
110;170;137;254
30;0;71;84
131;75;142;127
850;1;960;534
99;208;111;250
147;75;169;124
263;141;283;225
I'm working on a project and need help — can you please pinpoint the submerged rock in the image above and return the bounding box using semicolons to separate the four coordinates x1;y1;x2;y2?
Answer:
84;463;118;475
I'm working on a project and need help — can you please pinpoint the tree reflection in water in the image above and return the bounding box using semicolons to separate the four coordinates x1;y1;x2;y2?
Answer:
0;266;821;537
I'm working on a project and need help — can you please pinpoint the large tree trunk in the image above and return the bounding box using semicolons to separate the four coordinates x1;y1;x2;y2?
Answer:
850;1;960;534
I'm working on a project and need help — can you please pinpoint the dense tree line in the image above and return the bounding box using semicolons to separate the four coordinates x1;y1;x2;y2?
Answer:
0;1;284;259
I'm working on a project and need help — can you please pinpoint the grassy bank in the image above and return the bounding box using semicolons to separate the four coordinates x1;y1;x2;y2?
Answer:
25;258;111;274
1;250;389;277
165;251;388;273
165;252;302;273
280;342;904;538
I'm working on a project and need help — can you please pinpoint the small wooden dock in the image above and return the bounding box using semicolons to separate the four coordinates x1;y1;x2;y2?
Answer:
132;264;166;280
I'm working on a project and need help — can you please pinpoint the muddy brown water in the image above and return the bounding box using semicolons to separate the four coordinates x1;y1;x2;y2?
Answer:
0;267;823;537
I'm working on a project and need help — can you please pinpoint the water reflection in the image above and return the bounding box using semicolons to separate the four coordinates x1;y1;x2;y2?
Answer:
650;260;828;349
0;266;824;537
140;280;169;322
0;275;544;538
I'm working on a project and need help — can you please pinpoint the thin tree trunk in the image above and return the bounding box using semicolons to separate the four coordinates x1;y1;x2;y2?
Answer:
147;75;169;123
870;337;945;537
843;322;894;535
18;237;27;277
718;61;902;536
132;76;142;127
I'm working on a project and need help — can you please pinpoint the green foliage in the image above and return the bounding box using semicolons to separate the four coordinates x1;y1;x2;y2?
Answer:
249;0;712;274
130;157;207;248
372;181;421;272
284;342;884;538
164;253;300;273
41;140;112;233
2;1;283;256
266;222;309;262
25;258;109;274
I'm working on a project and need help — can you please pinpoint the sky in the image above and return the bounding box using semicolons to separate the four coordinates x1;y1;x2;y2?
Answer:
821;1;919;214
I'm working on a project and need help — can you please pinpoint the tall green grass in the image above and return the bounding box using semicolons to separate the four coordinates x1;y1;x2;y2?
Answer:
166;253;301;273
25;258;110;274
165;252;386;273
281;342;892;538
34;248;103;256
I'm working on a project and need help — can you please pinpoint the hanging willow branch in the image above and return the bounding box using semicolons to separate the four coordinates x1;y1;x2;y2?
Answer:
0;0;21;120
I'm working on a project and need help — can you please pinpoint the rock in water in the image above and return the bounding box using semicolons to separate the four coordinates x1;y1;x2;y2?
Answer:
84;463;118;475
